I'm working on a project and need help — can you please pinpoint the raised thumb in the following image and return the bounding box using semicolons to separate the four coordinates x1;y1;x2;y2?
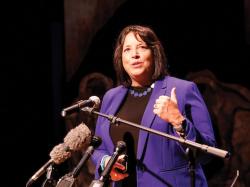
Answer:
170;87;178;104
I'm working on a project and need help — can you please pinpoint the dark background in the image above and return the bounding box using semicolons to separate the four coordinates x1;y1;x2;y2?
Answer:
3;0;249;186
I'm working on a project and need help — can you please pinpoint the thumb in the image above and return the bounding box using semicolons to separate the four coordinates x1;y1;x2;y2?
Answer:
170;87;178;104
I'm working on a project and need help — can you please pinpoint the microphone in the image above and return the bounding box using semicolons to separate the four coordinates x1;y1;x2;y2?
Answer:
89;141;126;187
61;96;100;117
63;122;92;151
71;136;102;178
55;136;102;187
26;143;71;187
26;123;92;187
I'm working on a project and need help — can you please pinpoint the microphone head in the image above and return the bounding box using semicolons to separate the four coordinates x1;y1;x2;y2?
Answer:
89;96;100;108
61;110;66;117
49;143;71;164
116;141;126;154
91;136;102;148
63;123;92;151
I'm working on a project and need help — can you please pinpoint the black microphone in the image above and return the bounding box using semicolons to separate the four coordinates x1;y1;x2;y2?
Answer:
61;96;100;117
71;136;102;178
55;136;102;187
89;141;126;187
26;123;92;187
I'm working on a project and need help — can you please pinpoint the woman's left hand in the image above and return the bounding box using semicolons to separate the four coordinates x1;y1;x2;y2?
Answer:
153;87;185;126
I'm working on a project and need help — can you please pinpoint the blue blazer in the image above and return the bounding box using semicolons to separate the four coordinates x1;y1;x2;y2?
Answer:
91;76;216;187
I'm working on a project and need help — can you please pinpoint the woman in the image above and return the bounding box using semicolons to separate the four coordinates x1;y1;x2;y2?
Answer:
91;25;216;187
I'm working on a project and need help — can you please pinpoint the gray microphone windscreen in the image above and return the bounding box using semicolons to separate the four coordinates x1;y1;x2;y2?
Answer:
49;143;71;164
63;123;91;151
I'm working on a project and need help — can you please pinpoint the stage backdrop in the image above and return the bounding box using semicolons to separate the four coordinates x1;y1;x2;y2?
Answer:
63;0;250;186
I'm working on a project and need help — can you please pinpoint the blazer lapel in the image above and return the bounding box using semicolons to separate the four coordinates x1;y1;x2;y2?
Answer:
109;88;128;117
137;77;170;159
104;87;128;154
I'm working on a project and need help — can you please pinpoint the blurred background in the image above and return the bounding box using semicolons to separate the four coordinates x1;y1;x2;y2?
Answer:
3;0;250;186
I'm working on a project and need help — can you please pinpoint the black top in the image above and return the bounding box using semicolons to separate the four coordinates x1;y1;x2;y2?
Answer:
110;86;152;186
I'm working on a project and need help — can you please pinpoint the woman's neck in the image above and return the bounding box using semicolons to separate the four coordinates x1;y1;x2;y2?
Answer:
131;79;153;87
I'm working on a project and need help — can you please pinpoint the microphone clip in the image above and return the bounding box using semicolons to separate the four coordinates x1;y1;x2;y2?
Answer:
80;106;95;114
42;164;58;187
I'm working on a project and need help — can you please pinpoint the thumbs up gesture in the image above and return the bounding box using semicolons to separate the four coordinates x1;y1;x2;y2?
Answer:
153;87;185;127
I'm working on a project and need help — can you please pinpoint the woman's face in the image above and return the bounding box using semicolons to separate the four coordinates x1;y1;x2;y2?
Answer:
122;32;154;86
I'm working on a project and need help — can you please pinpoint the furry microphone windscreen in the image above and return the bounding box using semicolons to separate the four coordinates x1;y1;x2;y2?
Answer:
49;143;72;164
63;122;92;151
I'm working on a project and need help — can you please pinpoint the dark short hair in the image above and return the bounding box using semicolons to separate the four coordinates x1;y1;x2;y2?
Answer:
113;25;168;87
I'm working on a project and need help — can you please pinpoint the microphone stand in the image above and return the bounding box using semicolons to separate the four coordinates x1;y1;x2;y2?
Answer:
186;148;195;187
82;107;230;159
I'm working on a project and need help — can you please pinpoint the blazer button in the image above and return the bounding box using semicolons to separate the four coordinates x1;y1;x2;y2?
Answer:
137;161;145;172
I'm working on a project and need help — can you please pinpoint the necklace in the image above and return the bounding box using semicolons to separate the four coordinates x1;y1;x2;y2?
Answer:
129;83;155;97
